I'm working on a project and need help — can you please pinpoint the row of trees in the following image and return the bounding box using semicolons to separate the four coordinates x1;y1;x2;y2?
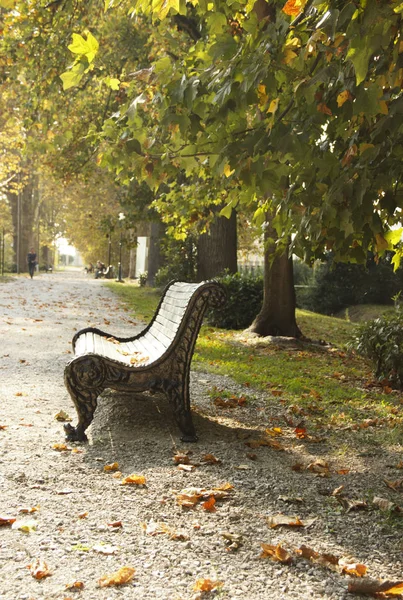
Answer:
1;0;403;336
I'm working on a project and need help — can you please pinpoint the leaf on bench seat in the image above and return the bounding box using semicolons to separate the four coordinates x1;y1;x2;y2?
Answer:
106;337;120;345
129;353;149;365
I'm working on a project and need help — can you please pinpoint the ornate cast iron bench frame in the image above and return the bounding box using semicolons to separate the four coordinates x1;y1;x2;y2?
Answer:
63;280;226;443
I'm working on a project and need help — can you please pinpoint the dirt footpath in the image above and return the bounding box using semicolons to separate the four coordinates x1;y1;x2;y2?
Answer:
0;271;402;600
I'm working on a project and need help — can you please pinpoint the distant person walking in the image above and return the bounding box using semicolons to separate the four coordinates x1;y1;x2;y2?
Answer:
27;247;37;279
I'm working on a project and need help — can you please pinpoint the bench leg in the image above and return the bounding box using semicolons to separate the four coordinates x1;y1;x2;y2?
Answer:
64;357;105;442
165;378;198;443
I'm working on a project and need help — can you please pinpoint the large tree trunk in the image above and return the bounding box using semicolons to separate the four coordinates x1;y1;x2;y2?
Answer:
8;177;38;273
248;220;301;338
197;209;237;280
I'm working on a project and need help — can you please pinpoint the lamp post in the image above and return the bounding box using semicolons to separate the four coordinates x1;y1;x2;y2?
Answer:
107;232;112;268
116;213;125;283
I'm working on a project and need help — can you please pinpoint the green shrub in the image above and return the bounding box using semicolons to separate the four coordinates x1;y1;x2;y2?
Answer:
207;271;263;330
350;307;403;388
298;253;403;315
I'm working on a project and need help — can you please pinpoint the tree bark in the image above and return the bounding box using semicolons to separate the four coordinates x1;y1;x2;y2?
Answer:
248;220;302;338
147;221;163;286
197;208;237;280
8;177;38;273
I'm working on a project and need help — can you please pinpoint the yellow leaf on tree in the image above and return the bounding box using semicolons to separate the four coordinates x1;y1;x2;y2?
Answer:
120;474;146;485
98;566;135;587
282;0;307;16
375;233;389;252
337;90;352;107
267;98;279;114
257;84;268;106
283;49;298;64
223;164;234;177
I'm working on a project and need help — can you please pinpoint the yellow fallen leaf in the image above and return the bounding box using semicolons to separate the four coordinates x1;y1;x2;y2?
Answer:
65;581;84;590
104;462;119;472
120;474;146;485
193;578;223;592
98;566;135;587
52;443;70;452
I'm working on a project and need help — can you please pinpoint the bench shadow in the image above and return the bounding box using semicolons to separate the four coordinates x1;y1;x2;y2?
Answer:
82;389;256;470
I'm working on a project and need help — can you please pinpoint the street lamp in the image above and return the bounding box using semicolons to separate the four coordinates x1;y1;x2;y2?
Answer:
116;213;125;283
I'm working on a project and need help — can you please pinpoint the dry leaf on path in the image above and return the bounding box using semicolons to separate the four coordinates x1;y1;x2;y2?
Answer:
336;497;368;513
373;497;402;513
221;532;243;551
0;515;16;526
98;566;135;587
173;453;190;464
54;410;72;422
384;479;403;492
141;520;188;540
202;497;216;512
266;514;305;528
260;543;292;564
348;579;403;597
120;474;146;485
65;581;84;590
202;454;221;464
193;578;223;592
52;443;70;452
27;559;52;579
104;462;119;472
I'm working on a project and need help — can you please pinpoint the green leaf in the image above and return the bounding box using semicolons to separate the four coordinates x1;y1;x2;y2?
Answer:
206;12;227;35
105;77;120;90
60;63;86;90
0;0;15;7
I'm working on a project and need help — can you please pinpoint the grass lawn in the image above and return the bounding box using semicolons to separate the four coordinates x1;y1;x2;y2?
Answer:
106;281;403;450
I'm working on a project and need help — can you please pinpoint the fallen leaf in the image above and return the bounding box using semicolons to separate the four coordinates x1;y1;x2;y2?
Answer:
340;561;367;577
108;520;123;528
331;485;344;496
265;427;283;436
65;581;85;590
54;410;72;422
52;443;70;452
306;459;330;477
193;578;223;592
266;514;305;528
98;566;135;587
173;453;190;464
221;532;243;551
78;512;88;519
141;520;188;540
0;424;8;430
336;497;368;513
260;543;292;564
12;520;37;532
384;478;403;492
278;495;304;503
348;579;403;597
18;506;39;514
178;463;195;472
0;515;16;526
202;497;216;512
27;559;51;579
373;497;402;513
202;454;221;464
120;474;146;485
104;462;119;472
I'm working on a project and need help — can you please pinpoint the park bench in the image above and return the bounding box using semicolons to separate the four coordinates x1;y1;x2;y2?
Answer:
63;280;226;443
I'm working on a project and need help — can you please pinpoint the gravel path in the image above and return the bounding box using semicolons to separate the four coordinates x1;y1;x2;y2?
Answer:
0;270;402;600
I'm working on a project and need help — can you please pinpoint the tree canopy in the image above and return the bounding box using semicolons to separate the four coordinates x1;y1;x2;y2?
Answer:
55;0;403;266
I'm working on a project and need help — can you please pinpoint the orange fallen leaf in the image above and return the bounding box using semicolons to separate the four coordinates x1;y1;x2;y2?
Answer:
0;515;16;526
18;506;39;514
260;543;292;564
65;581;85;590
52;443;70;452
28;559;52;580
193;578;223;592
202;496;216;512
78;512;88;519
104;462;119;472
340;562;367;577
120;474;146;485
0;424;8;430
108;520;123;528
202;454;221;464
98;566;135;587
173;453;190;464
